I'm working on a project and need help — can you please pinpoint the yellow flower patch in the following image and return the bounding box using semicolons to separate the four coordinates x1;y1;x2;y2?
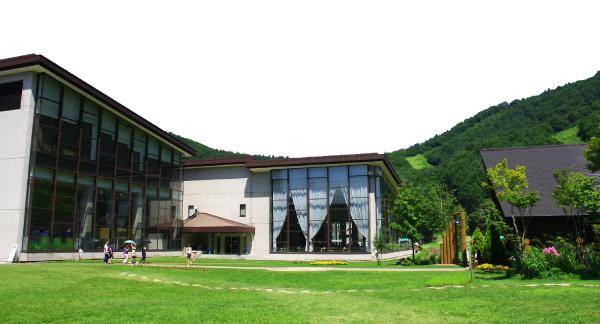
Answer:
309;261;348;266
476;263;509;271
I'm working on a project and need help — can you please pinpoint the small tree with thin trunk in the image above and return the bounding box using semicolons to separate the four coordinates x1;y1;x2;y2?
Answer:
551;168;600;267
482;158;541;274
390;186;425;261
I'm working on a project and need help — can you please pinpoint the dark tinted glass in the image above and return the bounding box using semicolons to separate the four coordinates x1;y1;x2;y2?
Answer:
55;171;76;197
97;178;113;201
58;156;78;172
99;131;115;154
95;202;113;225
54;196;75;222
59;119;79;146
79;161;97;175
34;125;59;154
32;180;54;208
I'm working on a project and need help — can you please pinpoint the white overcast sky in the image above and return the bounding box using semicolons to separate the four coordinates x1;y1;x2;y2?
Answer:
3;1;600;157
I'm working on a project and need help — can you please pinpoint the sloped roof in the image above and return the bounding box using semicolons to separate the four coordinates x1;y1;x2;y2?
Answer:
0;54;196;156
480;144;597;217
183;212;255;234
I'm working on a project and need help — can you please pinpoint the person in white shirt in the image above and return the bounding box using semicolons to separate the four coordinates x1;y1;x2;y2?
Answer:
103;241;109;264
77;248;83;262
186;245;192;266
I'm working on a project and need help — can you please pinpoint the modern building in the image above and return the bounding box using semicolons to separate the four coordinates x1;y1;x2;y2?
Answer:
1;54;402;262
0;54;197;262
480;144;598;240
182;154;401;260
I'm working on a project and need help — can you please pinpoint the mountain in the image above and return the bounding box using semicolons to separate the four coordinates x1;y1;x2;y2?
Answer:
386;70;600;214
168;133;287;160
169;71;600;216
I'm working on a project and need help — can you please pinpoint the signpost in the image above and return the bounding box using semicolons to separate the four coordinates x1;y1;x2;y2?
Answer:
7;244;18;263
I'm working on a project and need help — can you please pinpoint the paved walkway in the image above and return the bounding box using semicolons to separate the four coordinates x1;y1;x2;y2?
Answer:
141;264;469;272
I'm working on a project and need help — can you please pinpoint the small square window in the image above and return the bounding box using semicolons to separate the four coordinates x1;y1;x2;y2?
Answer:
0;80;23;112
240;204;246;217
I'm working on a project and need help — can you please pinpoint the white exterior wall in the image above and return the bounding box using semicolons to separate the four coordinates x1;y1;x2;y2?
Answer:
0;72;37;262
183;166;271;255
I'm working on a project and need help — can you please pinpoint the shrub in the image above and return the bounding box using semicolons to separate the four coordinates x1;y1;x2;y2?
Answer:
471;227;485;258
524;247;549;279
401;259;412;266
414;247;440;265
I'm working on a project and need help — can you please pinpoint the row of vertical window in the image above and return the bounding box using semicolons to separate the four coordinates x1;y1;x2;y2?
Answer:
25;74;185;252
271;165;370;253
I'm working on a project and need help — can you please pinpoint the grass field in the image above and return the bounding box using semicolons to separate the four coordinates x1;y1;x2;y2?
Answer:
2;259;600;323
406;154;433;170
552;126;584;144
63;257;461;269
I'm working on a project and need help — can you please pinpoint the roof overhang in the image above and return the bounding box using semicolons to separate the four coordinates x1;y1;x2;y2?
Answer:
183;212;255;234
184;153;402;189
0;54;196;157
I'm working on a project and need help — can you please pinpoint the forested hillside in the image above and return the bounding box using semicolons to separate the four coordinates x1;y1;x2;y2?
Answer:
170;71;600;217
386;70;600;215
169;133;287;160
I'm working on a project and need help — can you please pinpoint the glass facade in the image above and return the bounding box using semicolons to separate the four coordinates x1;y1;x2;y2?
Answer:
271;165;372;253
375;167;399;249
24;74;184;252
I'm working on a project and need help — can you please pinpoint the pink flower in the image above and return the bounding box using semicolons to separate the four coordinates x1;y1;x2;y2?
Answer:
542;246;560;257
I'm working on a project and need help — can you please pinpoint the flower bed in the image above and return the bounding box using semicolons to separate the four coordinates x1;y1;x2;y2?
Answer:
309;261;348;266
476;263;509;271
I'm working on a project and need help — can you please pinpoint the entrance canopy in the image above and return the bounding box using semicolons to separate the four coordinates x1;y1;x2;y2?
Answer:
183;213;255;234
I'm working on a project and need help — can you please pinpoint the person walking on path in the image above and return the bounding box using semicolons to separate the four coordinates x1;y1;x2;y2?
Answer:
123;245;129;264
103;241;109;264
192;250;201;266
186;244;192;266
131;245;138;265
140;244;147;264
108;244;114;264
77;248;83;262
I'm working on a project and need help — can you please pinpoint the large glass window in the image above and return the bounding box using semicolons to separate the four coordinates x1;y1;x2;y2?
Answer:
24;73;187;252
271;165;371;253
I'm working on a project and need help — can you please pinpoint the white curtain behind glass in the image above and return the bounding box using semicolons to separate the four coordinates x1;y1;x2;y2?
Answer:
290;189;308;250
272;180;288;251
350;177;369;251
308;179;327;252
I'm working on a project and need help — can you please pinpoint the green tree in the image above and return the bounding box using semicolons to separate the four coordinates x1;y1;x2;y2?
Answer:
470;227;485;262
584;136;600;173
551;168;600;267
422;184;461;239
390;186;426;261
482;200;508;265
482;158;542;273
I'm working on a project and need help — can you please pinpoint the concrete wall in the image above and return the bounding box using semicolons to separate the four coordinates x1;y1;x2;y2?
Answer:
183;166;271;255
0;72;37;262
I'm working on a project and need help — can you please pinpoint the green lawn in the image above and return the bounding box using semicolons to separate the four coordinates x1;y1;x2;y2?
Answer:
406;154;433;169
54;257;463;269
552;126;584;144
1;262;599;323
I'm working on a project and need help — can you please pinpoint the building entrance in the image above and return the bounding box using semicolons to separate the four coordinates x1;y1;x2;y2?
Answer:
225;236;240;254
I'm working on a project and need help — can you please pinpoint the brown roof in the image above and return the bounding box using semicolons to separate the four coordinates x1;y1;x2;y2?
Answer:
184;153;402;185
0;54;196;156
184;155;255;167
183;212;255;234
480;144;596;217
